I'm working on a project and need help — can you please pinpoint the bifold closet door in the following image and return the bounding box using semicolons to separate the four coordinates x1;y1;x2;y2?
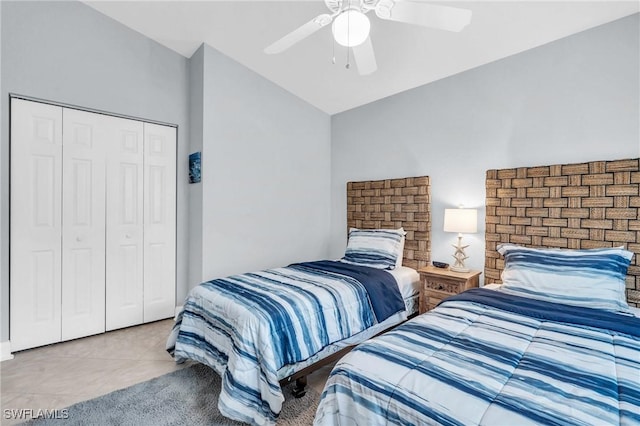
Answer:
143;123;176;322
105;117;144;331
11;99;177;350
61;109;107;340
10;99;63;351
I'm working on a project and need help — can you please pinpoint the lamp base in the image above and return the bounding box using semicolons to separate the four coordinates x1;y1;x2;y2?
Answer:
450;233;470;273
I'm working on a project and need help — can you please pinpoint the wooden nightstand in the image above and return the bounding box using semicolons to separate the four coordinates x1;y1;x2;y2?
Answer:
418;266;481;314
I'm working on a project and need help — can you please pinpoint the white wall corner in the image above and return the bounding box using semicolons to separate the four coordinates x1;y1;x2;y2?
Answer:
1;341;14;361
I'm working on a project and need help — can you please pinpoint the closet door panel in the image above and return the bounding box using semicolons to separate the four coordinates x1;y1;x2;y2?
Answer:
143;123;176;322
10;99;63;351
106;117;144;331
61;109;106;340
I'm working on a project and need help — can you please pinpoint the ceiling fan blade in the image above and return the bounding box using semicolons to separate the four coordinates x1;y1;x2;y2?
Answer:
352;37;377;76
376;1;472;32
264;14;333;54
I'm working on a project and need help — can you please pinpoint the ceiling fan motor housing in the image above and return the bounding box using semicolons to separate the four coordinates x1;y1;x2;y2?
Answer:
325;0;379;14
375;0;394;19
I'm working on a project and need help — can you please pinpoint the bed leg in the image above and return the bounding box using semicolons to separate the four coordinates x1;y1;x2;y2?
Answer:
292;376;307;398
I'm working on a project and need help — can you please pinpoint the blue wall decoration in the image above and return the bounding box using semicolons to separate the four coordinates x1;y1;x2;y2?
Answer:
189;151;201;184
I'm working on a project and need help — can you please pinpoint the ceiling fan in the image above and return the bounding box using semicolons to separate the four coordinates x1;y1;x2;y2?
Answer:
264;0;472;75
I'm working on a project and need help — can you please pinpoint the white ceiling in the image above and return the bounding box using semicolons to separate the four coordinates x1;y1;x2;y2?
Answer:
83;1;639;115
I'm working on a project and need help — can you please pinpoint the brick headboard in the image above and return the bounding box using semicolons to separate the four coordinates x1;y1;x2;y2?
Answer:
485;158;640;307
347;176;431;270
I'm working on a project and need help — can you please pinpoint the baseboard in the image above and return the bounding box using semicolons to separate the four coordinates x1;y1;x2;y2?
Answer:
1;341;14;361
174;305;183;320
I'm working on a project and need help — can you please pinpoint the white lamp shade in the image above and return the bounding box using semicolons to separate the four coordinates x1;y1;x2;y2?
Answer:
332;10;370;47
444;208;477;234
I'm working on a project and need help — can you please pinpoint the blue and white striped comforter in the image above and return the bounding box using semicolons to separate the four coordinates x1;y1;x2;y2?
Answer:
315;288;640;426
166;260;404;426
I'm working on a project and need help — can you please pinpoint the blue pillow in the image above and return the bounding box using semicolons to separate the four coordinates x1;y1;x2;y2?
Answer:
497;244;633;313
342;228;405;270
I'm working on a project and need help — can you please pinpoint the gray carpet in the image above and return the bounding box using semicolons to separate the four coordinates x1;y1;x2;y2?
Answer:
27;364;320;425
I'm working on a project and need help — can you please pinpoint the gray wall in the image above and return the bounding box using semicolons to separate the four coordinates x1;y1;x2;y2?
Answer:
188;46;205;289
0;1;191;341
330;14;640;277
193;44;331;283
0;1;332;346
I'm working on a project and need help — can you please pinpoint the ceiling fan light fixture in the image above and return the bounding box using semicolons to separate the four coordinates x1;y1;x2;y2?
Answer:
332;10;370;47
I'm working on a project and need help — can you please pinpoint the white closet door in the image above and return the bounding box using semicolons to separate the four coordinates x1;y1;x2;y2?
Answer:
106;117;144;331
10;99;63;351
143;123;176;322
61;109;106;340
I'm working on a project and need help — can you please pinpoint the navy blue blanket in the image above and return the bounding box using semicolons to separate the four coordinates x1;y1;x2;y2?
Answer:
448;288;640;338
290;260;405;323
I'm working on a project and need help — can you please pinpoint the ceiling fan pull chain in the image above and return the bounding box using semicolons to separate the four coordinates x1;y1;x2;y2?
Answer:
346;44;351;69
346;6;351;69
332;32;336;64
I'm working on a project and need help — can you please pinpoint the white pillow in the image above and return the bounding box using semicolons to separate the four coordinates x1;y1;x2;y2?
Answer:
342;228;406;270
497;243;633;313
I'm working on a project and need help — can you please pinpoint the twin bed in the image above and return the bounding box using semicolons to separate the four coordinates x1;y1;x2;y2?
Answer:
167;176;429;424
168;159;640;425
315;247;640;425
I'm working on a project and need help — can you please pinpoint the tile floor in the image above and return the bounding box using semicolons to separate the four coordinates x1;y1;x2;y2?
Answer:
0;319;333;425
1;320;185;425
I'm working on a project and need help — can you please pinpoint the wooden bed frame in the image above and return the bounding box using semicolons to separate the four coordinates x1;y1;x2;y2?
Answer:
280;175;431;396
485;158;640;307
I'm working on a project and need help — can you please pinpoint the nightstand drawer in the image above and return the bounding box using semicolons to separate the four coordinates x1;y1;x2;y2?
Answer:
425;288;454;300
426;289;453;309
424;277;463;294
417;266;482;314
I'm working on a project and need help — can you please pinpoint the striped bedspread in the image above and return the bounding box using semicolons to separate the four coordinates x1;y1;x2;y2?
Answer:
315;288;640;426
166;260;404;426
